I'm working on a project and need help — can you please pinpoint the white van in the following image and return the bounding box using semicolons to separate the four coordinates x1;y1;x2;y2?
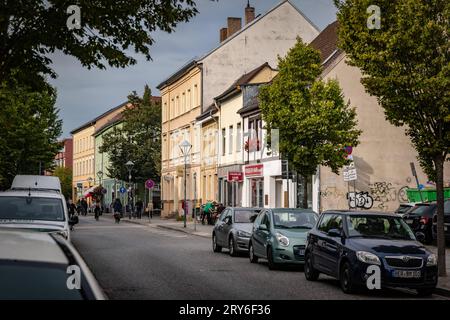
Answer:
0;175;76;240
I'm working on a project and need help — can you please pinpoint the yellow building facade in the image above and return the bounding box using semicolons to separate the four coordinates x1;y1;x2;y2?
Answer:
158;62;202;218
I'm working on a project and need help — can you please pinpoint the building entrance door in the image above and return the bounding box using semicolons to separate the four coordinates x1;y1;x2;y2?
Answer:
275;180;283;208
250;178;264;208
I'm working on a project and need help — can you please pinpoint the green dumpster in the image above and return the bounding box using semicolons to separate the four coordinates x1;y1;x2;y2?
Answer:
406;188;450;203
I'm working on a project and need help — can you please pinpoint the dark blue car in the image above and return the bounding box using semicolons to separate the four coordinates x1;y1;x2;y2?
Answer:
304;211;438;296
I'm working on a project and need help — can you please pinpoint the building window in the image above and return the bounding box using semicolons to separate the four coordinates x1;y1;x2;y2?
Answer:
182;92;186;114
176;96;179;116
171;98;174;119
194;84;198;107
236;122;241;151
222;128;226;156
229;125;233;154
187;89;191;110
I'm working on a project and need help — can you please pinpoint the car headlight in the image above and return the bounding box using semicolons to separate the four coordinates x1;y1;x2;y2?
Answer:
356;251;381;265
276;232;289;246
427;254;437;266
51;230;69;239
236;230;251;238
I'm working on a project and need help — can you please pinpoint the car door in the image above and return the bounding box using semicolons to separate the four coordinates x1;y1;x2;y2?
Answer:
313;213;334;274
215;209;229;246
252;210;269;257
221;209;234;247
320;214;343;277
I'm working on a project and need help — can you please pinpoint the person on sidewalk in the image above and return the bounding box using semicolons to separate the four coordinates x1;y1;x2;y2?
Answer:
146;201;154;219
136;199;143;219
202;201;214;225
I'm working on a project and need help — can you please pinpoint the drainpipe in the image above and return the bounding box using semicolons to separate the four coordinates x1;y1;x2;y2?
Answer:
213;100;220;202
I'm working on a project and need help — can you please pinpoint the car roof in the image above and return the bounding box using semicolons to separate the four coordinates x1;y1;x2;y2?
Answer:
11;175;61;192
322;210;399;217
0;229;68;264
229;207;261;211
269;208;316;213
0;190;64;199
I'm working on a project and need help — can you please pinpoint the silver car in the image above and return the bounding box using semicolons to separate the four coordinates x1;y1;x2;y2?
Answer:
212;207;261;256
0;229;105;300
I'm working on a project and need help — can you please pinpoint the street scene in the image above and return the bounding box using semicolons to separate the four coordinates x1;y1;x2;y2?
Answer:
0;0;449;305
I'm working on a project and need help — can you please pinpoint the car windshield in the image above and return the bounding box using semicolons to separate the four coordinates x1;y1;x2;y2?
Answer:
0;197;65;222
0;260;84;299
347;215;415;240
273;211;318;229
234;210;260;223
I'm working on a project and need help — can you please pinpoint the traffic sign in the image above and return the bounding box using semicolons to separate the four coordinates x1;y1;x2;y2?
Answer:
344;161;357;182
145;179;155;189
119;186;127;194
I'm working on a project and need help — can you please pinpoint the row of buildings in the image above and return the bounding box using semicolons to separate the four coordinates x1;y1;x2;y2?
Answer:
157;1;450;218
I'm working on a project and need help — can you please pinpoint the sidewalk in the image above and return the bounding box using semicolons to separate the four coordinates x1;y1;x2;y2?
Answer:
105;214;213;238
426;245;450;297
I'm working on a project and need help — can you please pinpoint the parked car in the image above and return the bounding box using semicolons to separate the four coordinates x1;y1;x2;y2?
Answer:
248;208;319;269
394;203;415;217
403;202;437;244
432;199;450;241
304;211;438;296
212;207;261;256
0;229;106;299
0;175;78;241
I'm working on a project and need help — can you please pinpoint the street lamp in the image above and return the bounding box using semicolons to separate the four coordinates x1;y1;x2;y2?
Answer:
179;140;192;228
87;177;93;188
125;161;134;216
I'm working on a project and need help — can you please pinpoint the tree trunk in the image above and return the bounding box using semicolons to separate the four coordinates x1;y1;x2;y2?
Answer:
302;175;308;209
435;155;447;277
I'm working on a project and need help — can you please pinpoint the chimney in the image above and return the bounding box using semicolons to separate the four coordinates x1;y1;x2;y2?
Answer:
227;17;242;38
245;1;255;25
220;27;228;43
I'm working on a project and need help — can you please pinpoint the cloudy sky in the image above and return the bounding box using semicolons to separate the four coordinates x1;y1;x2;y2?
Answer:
49;0;337;137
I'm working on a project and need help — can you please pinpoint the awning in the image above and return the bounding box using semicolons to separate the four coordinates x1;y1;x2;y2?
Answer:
83;186;98;197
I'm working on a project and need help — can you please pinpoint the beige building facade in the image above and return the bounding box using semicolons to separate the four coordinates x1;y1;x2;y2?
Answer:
310;22;450;212
158;62;202;218
71;103;128;202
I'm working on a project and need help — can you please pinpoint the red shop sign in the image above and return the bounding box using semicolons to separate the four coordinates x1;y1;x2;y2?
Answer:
245;164;263;177
227;172;243;182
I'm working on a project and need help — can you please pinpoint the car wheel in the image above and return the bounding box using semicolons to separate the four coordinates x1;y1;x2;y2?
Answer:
304;252;319;281
417;288;434;297
340;262;356;294
267;246;277;270
249;242;258;263
229;237;237;257
212;233;222;253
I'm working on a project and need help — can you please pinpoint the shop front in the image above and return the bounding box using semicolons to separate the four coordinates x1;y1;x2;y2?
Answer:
218;165;243;207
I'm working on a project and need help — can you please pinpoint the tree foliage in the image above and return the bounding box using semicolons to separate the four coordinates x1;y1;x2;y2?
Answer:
335;0;449;275
100;85;161;183
0;0;200;89
0;79;62;190
259;38;361;206
52;166;72;200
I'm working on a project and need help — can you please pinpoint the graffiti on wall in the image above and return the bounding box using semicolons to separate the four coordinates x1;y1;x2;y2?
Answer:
369;182;410;210
347;192;374;209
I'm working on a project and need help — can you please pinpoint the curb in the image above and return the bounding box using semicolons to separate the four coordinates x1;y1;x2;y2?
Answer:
156;224;211;238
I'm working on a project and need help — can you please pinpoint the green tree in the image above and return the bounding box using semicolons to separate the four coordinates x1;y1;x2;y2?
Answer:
53;166;73;200
100;85;161;183
259;38;361;208
335;0;449;276
0;79;62;189
0;0;200;89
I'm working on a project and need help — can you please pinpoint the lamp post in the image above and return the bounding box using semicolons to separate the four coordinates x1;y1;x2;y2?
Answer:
179;140;192;228
125;161;134;216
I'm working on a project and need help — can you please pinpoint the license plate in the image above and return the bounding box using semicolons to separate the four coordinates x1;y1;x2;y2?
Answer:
392;270;421;278
405;219;413;224
295;249;305;256
445;226;448;231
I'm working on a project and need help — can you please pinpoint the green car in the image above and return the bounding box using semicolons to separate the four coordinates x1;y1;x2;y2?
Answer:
249;208;319;270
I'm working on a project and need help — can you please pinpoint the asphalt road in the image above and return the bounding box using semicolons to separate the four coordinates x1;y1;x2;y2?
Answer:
71;216;449;300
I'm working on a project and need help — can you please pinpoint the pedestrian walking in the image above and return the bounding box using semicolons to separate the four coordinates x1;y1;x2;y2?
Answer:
68;199;76;218
113;198;122;223
81;198;88;216
94;202;101;221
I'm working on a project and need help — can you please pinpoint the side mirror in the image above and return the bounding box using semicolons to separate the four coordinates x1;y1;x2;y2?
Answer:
328;228;342;238
69;216;79;226
225;216;232;225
